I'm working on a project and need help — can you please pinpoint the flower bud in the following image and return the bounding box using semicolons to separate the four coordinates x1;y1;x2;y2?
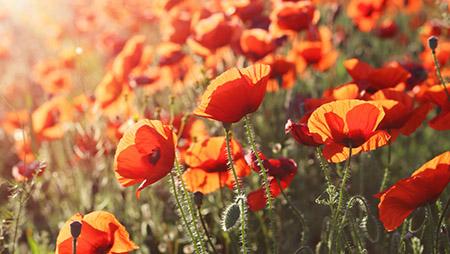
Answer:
428;36;438;51
70;221;82;239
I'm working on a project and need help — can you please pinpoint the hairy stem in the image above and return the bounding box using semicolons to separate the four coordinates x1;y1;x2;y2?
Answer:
244;115;277;253
431;49;450;101
223;125;248;254
434;197;450;254
379;143;392;192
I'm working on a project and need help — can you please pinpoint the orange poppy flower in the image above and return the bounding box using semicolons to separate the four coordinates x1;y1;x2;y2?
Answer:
307;99;390;163
111;35;146;83
55;211;138;254
347;0;385;32
375;151;450;231
157;42;186;66
246;153;297;211
39;70;72;95
182;136;250;194
424;85;450;130
270;1;317;35
294;26;339;73
1;110;29;135
261;55;297;91
188;13;235;53
162;10;191;45
114;120;176;198
240;28;277;61
12;160;46;182
344;58;410;93
194;63;271;123
370;88;432;139
32;96;74;141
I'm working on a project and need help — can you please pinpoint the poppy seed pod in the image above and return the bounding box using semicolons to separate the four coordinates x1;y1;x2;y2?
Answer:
70;221;82;238
428;36;438;51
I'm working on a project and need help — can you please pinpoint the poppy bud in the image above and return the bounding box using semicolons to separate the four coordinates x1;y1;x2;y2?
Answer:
70;221;82;239
194;192;204;208
221;202;241;231
428;36;438;51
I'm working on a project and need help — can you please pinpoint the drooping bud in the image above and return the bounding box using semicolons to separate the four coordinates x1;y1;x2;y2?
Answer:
194;191;204;208
428;36;438;51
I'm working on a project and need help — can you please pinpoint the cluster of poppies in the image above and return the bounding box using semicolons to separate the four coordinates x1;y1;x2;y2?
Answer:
1;0;449;252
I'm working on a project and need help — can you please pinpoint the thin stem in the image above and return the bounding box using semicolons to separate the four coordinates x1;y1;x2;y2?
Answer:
169;173;200;253
333;146;353;251
173;159;206;253
431;49;450;101
11;183;25;254
434;197;450;254
197;206;218;254
277;180;308;245
243;115;277;253
223;125;248;254
379;143;392;192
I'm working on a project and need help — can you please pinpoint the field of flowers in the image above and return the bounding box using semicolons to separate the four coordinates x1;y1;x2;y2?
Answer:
0;0;449;253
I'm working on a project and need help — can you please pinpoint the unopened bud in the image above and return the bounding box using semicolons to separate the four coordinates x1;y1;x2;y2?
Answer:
194;192;204;208
428;36;438;51
70;221;82;239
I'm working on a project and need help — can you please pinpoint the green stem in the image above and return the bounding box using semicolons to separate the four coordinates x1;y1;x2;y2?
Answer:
243;115;277;253
434;197;450;254
173;159;206;253
223;125;248;254
431;49;450;101
277;180;308;245
333;146;353;252
169;173;200;253
11;183;25;254
197;205;218;254
379;144;392;192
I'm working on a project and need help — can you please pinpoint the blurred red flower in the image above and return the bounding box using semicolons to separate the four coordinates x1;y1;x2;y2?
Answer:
182;136;250;194
246;152;297;211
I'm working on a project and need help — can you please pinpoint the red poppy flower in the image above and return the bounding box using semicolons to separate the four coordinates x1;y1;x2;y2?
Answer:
222;0;265;22
246;153;297;211
286;112;323;147
307;99;390;163
194;63;271;123
240;28;277;61
182;136;250;194
370;88;432;139
375;151;450;231
375;19;398;39
347;0;385;32
424;85;450;130
270;1;317;35
56;211;138;254
114;120;176;198
32;96;74;141
188;13;235;53
344;58;410;93
39;70;72;95
163;10;191;45
12;160;46;182
294;26;339;73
